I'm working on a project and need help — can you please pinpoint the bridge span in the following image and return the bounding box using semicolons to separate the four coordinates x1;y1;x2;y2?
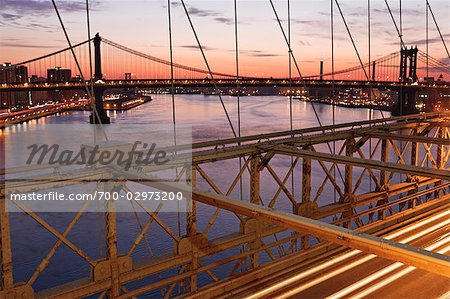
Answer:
1;112;449;298
1;78;449;93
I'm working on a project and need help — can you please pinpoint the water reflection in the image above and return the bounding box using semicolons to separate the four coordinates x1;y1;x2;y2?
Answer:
3;95;395;292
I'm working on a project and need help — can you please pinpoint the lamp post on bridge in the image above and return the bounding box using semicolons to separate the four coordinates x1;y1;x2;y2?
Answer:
89;33;111;124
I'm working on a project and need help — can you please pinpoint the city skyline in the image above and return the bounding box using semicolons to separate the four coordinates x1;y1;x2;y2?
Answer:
1;0;449;78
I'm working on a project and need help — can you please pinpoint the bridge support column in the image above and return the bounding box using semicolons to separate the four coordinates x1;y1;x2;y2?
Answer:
341;138;355;228
407;127;419;209
187;166;198;292
249;155;261;268
89;33;110;124
376;139;389;220
103;180;123;297
89;87;110;124
0;189;34;299
250;155;261;205
319;61;324;80
0;197;13;293
300;146;312;248
372;61;376;81
394;88;418;116
434;127;444;199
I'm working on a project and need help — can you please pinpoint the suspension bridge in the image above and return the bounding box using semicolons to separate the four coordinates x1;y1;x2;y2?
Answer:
1;0;450;298
2;33;449;123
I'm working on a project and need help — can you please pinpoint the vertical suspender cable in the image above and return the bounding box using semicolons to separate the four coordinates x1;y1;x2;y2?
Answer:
86;0;102;256
368;0;373;200
52;0;108;140
180;0;237;138
331;0;337;206
335;0;385;120
234;0;244;270
425;0;429;169
86;0;96;142
368;0;371;120
234;0;243;201
288;0;293;133
288;0;295;198
399;0;403;116
268;0;345;186
167;0;181;237
234;0;240;140
167;0;177;148
399;0;404;178
384;0;405;48
426;0;429;77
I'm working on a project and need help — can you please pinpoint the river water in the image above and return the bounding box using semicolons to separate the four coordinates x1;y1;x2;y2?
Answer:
3;95;389;295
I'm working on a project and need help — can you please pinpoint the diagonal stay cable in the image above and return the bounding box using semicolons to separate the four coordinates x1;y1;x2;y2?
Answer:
335;0;386;120
269;0;325;131
384;0;406;49
426;0;450;58
86;0;97;142
179;0;237;138
52;0;108;139
180;0;256;190
268;0;345;184
269;0;343;133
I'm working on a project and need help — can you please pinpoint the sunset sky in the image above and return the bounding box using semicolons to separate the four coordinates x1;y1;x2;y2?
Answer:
0;0;449;78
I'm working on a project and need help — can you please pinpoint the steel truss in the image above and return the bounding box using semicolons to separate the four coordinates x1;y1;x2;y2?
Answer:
1;112;449;298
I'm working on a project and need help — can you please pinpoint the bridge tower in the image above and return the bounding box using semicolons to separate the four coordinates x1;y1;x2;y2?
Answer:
399;47;418;82
394;47;419;116
89;33;110;124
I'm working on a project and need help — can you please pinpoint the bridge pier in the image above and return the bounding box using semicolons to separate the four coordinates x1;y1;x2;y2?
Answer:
89;86;110;124
393;88;419;116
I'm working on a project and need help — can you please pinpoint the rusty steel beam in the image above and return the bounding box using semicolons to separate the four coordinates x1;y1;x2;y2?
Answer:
368;131;450;145
275;146;450;180
192;189;450;278
34;195;449;299
0;199;14;292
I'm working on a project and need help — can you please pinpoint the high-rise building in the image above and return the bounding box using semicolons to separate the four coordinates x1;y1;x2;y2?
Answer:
0;63;28;83
47;67;71;82
14;66;28;82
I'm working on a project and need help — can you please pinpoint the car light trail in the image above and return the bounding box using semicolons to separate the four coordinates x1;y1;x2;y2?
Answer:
244;209;449;299
350;242;450;299
327;234;450;299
